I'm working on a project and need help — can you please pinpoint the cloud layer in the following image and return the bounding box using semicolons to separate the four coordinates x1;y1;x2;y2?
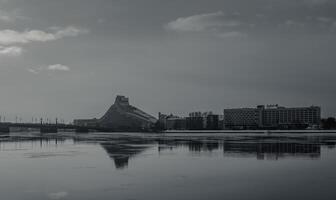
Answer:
1;0;336;119
47;64;70;71
165;11;246;39
28;64;71;74
165;8;336;39
165;11;241;33
0;46;23;56
0;26;87;45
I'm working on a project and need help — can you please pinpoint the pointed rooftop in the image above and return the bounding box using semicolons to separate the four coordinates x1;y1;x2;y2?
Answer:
99;95;157;131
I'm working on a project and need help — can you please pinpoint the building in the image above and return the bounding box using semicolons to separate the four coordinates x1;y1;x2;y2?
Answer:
99;95;157;131
158;113;169;129
224;105;321;130
74;95;157;131
262;105;321;129
158;113;186;130
186;115;204;130
186;112;221;130
218;115;224;130
73;118;99;127
224;107;262;129
167;117;186;130
206;114;220;130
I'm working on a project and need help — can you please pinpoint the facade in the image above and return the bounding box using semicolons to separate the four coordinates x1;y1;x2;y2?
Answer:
186;116;204;130
262;105;321;129
218;115;224;130
224;108;262;129
224;105;321;130
74;95;157;131
159;112;221;130
167;117;187;130
158;113;186;130
158;113;168;129
99;95;157;131
206;114;220;130
73;118;99;127
186;112;221;130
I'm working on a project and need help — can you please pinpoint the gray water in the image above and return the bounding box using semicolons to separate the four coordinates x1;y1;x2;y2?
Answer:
1;132;336;200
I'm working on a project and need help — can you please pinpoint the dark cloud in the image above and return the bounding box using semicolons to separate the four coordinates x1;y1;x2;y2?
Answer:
0;0;335;121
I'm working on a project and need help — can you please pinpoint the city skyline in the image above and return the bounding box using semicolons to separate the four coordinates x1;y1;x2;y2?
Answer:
0;97;327;124
0;94;330;123
1;0;336;121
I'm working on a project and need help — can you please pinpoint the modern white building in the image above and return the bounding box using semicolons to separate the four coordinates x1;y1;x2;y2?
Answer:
262;105;321;129
224;105;321;129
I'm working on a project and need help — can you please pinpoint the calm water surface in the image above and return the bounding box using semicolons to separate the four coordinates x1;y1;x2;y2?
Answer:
1;132;336;200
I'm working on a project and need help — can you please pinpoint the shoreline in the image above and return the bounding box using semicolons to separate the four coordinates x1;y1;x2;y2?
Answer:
163;130;336;134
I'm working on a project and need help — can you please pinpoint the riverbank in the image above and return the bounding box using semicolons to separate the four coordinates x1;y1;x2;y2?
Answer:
164;130;336;134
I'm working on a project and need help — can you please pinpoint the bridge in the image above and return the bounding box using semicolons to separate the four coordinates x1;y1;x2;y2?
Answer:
0;122;113;133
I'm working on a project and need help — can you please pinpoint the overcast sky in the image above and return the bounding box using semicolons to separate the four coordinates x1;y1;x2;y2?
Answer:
0;0;336;122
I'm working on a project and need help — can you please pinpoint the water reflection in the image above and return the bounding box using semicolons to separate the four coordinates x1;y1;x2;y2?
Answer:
1;133;336;169
223;141;321;160
0;136;67;150
101;142;151;169
98;135;336;168
157;136;336;160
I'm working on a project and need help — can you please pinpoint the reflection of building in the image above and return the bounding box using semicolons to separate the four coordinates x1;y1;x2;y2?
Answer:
224;105;321;129
74;95;157;131
100;142;151;169
157;137;325;160
223;141;321;160
157;138;220;152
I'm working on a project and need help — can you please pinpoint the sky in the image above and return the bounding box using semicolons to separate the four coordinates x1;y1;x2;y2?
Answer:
0;0;336;122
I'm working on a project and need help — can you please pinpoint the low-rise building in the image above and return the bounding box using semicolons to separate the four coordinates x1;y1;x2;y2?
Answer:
73;118;99;127
158;113;186;130
186;112;221;130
